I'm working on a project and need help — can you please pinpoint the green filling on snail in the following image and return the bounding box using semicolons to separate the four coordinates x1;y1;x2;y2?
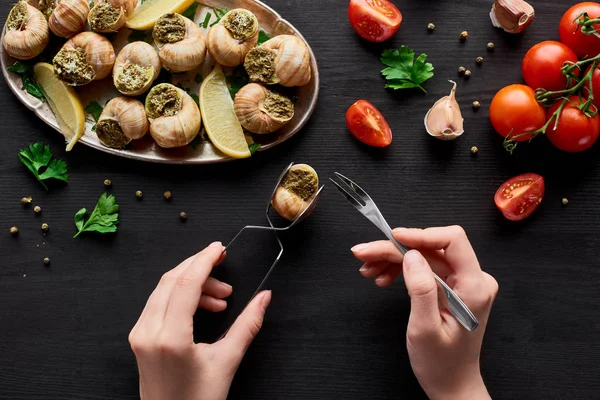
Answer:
281;165;318;201
38;0;56;19
6;1;27;30
115;63;153;93
96;119;130;149
53;48;95;85
145;84;181;119
222;9;257;41
244;47;276;84
153;13;186;44
264;91;294;121
89;3;121;32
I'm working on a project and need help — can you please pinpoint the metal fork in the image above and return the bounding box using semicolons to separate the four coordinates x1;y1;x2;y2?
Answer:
329;172;479;332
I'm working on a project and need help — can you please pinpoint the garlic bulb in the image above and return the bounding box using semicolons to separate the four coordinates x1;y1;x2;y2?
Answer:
153;13;206;73
424;80;464;140
206;8;259;67
145;83;200;148
3;1;49;60
88;0;136;33
48;0;89;38
490;0;534;34
234;83;294;134
244;35;311;87
113;42;161;96
53;32;116;86
272;164;319;221
96;97;148;149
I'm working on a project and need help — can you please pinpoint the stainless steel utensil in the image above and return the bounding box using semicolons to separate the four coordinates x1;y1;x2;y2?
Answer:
329;172;479;332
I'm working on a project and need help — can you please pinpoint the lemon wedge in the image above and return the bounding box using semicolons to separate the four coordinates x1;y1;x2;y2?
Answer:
125;0;196;30
33;62;85;152
199;65;251;159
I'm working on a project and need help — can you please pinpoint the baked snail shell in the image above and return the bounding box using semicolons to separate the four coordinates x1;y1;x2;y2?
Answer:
153;13;207;73
271;164;319;221
244;35;311;87
145;83;201;148
96;97;149;149
88;0;137;33
234;83;294;134
48;0;89;38
206;8;259;67
113;42;161;96
3;1;50;60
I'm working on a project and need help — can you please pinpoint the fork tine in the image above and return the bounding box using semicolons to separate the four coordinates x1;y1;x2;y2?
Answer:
329;178;363;209
333;172;373;202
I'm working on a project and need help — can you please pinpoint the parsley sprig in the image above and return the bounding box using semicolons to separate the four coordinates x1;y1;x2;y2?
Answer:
7;61;45;101
19;143;69;191
381;46;434;93
73;193;120;238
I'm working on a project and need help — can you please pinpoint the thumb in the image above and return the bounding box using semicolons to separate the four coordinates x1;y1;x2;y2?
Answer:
223;290;272;360
403;250;442;332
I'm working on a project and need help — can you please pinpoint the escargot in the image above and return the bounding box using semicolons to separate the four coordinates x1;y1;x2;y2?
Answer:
271;164;319;221
206;8;259;67
113;42;161;96
3;1;50;60
234;83;294;134
96;97;149;149
153;13;206;73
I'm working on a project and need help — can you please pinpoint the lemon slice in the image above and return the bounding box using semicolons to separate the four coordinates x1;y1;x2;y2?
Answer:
126;0;196;30
33;62;85;152
199;65;251;159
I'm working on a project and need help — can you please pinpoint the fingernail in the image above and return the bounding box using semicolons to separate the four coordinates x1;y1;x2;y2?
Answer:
404;250;424;270
261;290;272;307
351;243;369;252
359;265;370;273
392;227;407;233
375;275;386;284
210;241;223;249
221;281;232;289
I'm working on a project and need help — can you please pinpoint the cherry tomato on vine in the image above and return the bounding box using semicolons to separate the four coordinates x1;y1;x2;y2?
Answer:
489;84;546;142
559;2;600;59
522;41;579;92
346;100;392;147
348;0;402;42
583;64;600;109
546;96;600;152
494;173;545;222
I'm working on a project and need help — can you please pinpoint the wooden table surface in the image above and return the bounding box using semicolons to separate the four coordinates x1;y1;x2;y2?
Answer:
2;0;600;399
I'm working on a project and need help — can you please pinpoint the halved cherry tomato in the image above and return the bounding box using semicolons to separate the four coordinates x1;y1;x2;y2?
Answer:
522;41;579;92
494;173;545;222
348;0;402;43
346;100;392;147
489;84;546;142
546;96;600;152
559;2;600;59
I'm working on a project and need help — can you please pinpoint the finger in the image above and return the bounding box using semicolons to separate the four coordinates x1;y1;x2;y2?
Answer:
375;263;403;287
403;250;441;332
359;261;391;278
163;242;225;338
222;290;272;360
202;277;233;299
198;295;228;312
353;240;452;277
393;226;481;275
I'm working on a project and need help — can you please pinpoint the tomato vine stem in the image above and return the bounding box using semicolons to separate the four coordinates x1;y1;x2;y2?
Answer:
575;12;600;39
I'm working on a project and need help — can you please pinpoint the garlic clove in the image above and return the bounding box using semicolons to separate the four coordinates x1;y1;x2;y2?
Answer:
271;164;319;221
424;80;464;141
3;1;49;60
490;0;534;34
234;83;294;134
96;97;148;149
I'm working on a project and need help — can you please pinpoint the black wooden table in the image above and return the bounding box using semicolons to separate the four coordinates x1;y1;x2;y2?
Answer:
2;0;600;399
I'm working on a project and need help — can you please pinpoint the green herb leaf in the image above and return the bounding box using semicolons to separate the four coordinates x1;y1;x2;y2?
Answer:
128;29;153;44
7;61;30;74
210;7;228;26
7;61;45;101
85;101;103;122
182;2;199;19
18;142;69;191
190;93;200;107
89;1;94;8
73;193;119;238
257;30;270;45
226;66;249;99
380;46;434;93
201;12;212;28
249;143;260;155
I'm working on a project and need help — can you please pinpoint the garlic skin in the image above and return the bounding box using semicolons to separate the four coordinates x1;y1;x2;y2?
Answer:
53;32;116;86
88;0;136;33
48;0;89;38
153;13;206;73
424;80;464;141
96;97;148;149
490;0;534;34
272;164;319;221
145;83;201;148
206;9;259;67
3;1;49;60
234;83;294;134
113;42;161;96
244;35;311;87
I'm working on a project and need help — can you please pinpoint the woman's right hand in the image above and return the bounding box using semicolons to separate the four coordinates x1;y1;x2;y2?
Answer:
351;226;498;400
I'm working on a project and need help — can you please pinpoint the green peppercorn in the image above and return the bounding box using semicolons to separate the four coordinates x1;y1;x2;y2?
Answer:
179;211;188;221
104;179;112;187
43;257;50;266
136;190;143;199
427;23;435;31
562;198;569;206
21;196;32;205
471;146;479;155
164;191;172;200
41;223;49;232
458;66;466;76
487;42;495;51
460;31;468;40
473;100;481;110
464;70;472;79
34;205;41;214
10;226;18;236
476;56;484;65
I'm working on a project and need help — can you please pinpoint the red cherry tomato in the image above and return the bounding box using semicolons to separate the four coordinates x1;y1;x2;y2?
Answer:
348;0;402;42
584;64;600;109
559;2;600;59
346;100;392;147
522;41;579;92
489;84;546;142
546;96;600;152
494;173;545;222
